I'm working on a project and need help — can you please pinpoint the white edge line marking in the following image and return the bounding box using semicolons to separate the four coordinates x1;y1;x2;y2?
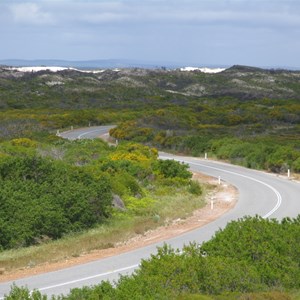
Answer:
77;129;105;139
0;265;138;299
161;156;282;219
190;161;282;218
37;264;139;292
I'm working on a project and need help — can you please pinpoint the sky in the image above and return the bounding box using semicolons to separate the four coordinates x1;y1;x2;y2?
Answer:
1;0;300;68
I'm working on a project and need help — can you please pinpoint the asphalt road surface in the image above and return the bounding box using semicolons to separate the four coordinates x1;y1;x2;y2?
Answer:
1;126;300;298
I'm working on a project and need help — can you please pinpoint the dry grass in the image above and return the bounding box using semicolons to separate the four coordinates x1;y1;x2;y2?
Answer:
292;173;300;181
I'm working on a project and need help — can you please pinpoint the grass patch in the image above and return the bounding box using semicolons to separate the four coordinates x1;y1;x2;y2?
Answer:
291;290;300;300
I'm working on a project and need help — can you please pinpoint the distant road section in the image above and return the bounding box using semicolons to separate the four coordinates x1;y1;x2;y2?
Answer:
1;126;300;299
59;125;116;140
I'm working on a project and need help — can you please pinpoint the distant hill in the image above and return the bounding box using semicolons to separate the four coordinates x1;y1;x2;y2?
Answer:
0;64;300;110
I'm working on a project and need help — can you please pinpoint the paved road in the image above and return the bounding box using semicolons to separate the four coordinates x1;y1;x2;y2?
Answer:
57;125;116;140
1;126;300;298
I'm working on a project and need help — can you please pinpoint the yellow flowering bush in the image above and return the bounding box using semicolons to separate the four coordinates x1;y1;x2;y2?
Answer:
11;138;37;148
124;196;156;215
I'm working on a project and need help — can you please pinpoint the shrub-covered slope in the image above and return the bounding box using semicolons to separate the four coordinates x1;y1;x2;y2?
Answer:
1;65;300;110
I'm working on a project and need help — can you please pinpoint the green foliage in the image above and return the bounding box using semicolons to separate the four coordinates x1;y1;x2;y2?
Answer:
5;284;47;300
292;157;300;172
60;138;111;165
55;281;116;300
2;95;300;174
107;243;262;297
201;216;300;289
109;172;144;197
107;96;300;174
0;155;112;250
100;158;150;180
11;138;37;148
184;135;213;157
4;286;295;300
0;139;38;157
0;136;198;251
124;196;156;215
188;180;203;195
154;159;192;179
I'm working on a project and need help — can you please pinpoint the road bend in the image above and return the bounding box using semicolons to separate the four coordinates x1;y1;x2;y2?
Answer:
1;126;299;298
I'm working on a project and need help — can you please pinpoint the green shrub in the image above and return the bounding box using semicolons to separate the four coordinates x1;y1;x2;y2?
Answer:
4;284;47;300
0;155;112;249
154;159;192;179
188;180;203;195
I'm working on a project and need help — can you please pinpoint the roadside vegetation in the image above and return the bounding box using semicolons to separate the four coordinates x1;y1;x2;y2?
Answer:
1;66;300;174
4;216;300;299
0;137;204;271
110;97;300;174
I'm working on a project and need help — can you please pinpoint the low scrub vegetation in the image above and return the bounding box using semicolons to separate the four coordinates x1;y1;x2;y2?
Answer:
110;97;300;174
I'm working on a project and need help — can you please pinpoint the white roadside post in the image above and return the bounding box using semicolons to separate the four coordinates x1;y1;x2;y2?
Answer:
205;152;207;160
218;176;221;185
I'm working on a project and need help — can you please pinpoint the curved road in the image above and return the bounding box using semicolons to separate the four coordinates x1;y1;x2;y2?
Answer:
1;126;300;298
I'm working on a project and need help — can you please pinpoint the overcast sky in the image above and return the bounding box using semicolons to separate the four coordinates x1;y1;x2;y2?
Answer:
1;0;300;68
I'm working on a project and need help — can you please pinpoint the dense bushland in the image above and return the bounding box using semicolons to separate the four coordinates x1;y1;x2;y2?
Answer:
0;155;112;249
110;97;300;173
1;66;300;111
1;66;299;174
4;216;300;299
0;137;201;251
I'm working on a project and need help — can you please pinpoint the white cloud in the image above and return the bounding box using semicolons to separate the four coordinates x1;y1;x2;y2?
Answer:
7;0;299;29
10;2;55;25
54;0;300;30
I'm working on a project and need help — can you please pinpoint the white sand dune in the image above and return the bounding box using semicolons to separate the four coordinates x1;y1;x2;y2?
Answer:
5;66;105;74
180;67;226;73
